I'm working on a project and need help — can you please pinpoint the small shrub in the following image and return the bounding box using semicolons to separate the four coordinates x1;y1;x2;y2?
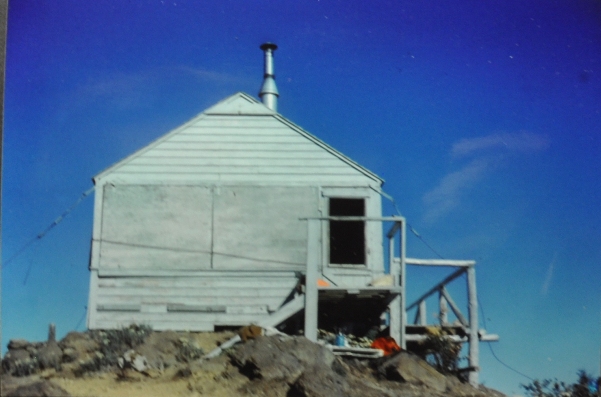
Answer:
521;370;600;397
414;328;464;376
176;339;204;363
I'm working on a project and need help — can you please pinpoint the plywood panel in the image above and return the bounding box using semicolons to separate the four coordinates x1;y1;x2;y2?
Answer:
213;186;319;270
100;185;212;270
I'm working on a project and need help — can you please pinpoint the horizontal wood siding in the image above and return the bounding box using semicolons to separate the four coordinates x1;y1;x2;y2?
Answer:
104;114;376;186
90;273;299;330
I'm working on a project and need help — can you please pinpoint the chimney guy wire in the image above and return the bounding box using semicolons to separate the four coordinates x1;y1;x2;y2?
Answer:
3;186;96;268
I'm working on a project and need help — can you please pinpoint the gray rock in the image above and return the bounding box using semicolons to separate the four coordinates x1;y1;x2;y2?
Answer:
289;368;349;397
230;335;336;383
7;340;30;350
376;351;447;392
37;341;62;370
1;349;37;376
134;330;181;369
3;380;71;397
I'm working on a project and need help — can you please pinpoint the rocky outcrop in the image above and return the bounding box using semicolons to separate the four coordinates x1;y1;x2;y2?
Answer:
376;351;448;392
1;377;71;397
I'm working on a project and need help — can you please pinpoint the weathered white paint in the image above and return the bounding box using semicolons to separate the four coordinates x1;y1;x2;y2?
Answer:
87;91;390;336
304;219;320;342
467;266;479;386
95;93;382;187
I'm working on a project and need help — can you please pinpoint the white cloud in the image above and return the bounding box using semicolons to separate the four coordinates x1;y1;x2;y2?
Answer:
422;158;490;223
452;131;549;158
421;131;550;224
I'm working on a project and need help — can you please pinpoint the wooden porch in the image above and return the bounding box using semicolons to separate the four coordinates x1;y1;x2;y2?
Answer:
301;216;498;386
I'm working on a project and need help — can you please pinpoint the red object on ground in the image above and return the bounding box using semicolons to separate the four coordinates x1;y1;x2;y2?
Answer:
371;336;401;355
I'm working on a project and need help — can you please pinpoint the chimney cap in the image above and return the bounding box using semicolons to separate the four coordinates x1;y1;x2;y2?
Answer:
260;42;278;51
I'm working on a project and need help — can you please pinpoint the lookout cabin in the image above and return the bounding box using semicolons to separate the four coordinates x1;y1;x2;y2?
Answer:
86;43;497;385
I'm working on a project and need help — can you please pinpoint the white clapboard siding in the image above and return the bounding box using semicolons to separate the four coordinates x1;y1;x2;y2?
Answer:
90;272;299;330
95;92;382;186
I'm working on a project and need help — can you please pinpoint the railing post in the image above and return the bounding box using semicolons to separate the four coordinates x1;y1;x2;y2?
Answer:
304;219;320;342
467;265;479;386
439;290;448;326
399;220;407;349
419;300;427;325
388;222;401;345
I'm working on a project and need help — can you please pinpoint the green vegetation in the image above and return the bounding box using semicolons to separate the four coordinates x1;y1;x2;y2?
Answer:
521;370;600;397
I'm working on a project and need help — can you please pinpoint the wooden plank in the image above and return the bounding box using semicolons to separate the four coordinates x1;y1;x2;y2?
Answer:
142;149;337;159
154;141;321;151
99;295;284;311
405;333;499;343
94;311;272;324
166;134;313;143
86;270;100;329
93;320;215;332
419;300;427;325
167;304;226;313
399;219;407;350
97;304;140;312
97;278;298;289
405;258;476;267
97;269;299;278
262;294;305;326
128;157;347;167
97;287;294;298
440;287;469;326
301;216;405;221
101;173;376;185
117;164;357;175
304;219;320;342
467;266;479;386
439;291;448;325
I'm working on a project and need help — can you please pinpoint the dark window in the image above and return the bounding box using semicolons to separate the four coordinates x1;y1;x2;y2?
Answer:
329;198;365;265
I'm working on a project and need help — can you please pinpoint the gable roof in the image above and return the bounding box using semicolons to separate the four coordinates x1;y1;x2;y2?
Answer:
94;92;384;186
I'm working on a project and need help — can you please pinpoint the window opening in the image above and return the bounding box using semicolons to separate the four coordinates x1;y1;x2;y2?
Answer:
329;198;365;265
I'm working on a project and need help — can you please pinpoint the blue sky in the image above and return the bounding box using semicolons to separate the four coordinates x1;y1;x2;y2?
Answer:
2;0;600;394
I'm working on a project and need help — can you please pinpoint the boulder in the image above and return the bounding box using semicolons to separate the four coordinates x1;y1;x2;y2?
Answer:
37;342;62;370
230;335;336;383
7;340;30;350
376;351;447;392
289;368;349;397
1;349;37;376
3;380;71;397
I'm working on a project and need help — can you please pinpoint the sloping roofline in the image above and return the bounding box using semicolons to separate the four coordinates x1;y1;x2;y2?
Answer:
94;92;384;185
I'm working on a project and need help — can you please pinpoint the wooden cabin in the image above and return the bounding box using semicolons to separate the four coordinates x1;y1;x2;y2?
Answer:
86;90;390;331
86;44;496;385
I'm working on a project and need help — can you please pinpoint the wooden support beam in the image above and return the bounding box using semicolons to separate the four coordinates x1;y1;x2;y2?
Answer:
405;258;475;267
386;220;403;239
467;266;479;386
301;216;405;222
439;291;448;325
440;287;469;326
304;219;320;342
406;268;467;311
400;219;407;349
